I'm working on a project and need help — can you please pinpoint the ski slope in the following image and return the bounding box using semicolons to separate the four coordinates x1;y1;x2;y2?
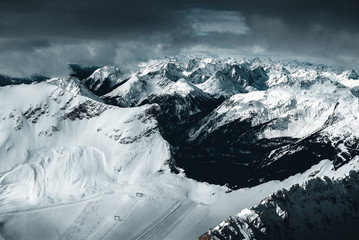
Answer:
1;156;358;239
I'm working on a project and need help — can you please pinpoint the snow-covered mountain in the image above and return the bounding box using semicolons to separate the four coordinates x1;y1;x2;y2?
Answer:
0;82;169;206
0;56;359;239
0;74;48;87
204;168;359;240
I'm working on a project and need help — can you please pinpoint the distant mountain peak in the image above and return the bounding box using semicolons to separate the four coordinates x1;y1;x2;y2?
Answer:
68;63;102;80
348;69;359;80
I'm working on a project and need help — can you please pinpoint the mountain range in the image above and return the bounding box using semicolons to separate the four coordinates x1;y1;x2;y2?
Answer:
0;56;358;239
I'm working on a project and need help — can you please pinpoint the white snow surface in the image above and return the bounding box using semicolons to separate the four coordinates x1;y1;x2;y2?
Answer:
0;83;169;206
0;57;359;239
86;66;125;90
209;158;359;240
189;68;359;149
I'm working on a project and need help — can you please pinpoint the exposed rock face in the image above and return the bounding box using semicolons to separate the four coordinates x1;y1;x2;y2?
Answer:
206;170;359;240
347;69;359;80
1;56;359;240
79;56;359;189
68;64;101;80
0;74;48;86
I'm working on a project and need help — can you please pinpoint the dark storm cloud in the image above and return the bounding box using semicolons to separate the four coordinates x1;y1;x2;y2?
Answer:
0;0;358;77
225;0;359;64
0;39;50;53
0;0;191;39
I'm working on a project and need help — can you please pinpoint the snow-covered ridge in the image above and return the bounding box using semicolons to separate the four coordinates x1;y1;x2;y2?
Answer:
127;56;359;188
0;82;170;208
0;73;48;86
82;66;131;96
206;165;359;240
109;56;359;103
1;56;359;239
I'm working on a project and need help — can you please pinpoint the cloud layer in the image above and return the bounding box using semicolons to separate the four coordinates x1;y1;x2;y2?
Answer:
1;0;358;77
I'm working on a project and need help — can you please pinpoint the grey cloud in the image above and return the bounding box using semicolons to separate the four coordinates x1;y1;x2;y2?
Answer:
180;9;249;35
0;39;50;53
0;0;191;39
1;0;359;77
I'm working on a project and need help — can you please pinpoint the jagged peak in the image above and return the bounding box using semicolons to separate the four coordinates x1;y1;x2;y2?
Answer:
68;63;101;80
347;69;359;80
0;73;49;87
88;66;122;82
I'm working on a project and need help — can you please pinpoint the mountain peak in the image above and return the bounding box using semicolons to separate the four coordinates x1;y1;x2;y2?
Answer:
348;69;359;80
68;63;101;80
1;56;359;240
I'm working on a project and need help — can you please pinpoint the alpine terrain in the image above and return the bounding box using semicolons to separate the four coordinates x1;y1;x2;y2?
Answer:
0;56;359;240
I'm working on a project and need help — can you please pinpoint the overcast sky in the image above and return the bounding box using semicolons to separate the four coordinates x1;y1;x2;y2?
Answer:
1;0;358;77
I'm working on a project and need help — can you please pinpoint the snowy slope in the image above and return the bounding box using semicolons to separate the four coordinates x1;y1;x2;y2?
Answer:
102;62;213;107
0;56;359;239
189;77;357;141
0;82;170;208
82;66;130;96
206;166;359;240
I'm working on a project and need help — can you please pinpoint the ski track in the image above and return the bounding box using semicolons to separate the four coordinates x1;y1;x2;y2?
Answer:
58;194;142;240
89;197;141;240
180;210;209;240
0;194;102;216
58;199;104;240
127;200;197;240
